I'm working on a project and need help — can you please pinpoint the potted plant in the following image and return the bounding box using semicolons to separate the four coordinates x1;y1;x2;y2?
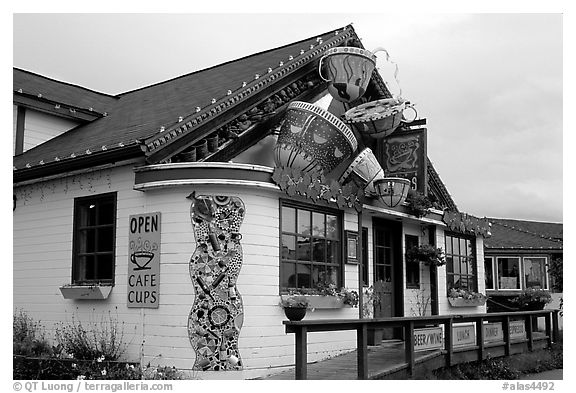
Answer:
512;288;552;311
362;286;384;345
448;288;487;307
406;244;446;267
280;295;309;321
406;190;434;218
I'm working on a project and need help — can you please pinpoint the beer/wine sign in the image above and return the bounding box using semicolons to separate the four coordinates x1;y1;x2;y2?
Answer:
128;212;161;308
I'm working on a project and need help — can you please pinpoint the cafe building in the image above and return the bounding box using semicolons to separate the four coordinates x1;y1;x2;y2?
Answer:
13;25;492;379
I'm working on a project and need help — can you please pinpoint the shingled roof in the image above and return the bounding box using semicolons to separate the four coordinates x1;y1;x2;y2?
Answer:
13;25;376;178
484;218;563;250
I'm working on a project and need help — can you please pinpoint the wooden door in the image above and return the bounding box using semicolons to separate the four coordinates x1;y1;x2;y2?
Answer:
373;220;401;339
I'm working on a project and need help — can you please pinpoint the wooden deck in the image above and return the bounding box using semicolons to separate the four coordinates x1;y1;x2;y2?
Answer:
261;340;443;380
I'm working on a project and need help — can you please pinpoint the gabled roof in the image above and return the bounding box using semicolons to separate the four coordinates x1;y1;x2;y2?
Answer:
14;25;376;178
484;218;563;251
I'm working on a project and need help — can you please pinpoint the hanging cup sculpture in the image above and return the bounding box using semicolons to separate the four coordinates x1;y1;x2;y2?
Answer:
274;101;357;175
318;47;377;103
343;98;406;139
338;148;385;196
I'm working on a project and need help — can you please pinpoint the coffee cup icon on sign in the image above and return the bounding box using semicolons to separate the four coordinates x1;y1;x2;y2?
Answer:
130;251;154;270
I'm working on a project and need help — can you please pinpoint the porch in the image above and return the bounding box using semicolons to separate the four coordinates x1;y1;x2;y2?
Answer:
263;310;560;379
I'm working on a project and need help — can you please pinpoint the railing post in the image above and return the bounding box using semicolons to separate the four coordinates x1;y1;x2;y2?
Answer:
295;326;308;380
443;318;453;368
545;311;553;348
502;316;511;356
525;314;534;352
357;322;368;380
552;310;560;343
476;317;485;361
405;321;415;376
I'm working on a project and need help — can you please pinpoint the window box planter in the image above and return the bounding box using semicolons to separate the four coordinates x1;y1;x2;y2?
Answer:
59;285;113;300
448;297;486;307
280;295;349;309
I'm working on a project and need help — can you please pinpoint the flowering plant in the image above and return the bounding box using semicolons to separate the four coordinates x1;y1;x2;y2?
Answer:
448;288;487;301
280;295;309;309
284;282;359;307
512;288;552;310
406;244;446;267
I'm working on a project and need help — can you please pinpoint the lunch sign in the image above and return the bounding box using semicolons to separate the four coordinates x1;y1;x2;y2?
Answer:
128;212;161;308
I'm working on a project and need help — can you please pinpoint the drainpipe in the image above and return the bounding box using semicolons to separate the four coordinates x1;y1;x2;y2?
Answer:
358;210;363;319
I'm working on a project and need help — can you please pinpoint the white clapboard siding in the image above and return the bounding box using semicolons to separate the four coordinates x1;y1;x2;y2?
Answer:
22;108;80;152
14;165;367;378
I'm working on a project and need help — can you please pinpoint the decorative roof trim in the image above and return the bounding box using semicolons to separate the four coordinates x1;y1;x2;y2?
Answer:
143;26;356;154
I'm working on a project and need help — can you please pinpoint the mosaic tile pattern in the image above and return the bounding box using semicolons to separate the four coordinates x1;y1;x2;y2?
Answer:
187;192;245;371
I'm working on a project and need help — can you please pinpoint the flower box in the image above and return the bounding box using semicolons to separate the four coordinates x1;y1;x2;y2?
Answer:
448;297;486;307
59;285;113;300
280;295;348;309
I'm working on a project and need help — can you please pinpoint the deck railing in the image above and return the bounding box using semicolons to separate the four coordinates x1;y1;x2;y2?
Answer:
283;310;560;380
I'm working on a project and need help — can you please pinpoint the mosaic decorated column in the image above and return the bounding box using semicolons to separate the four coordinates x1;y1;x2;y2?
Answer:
187;192;245;371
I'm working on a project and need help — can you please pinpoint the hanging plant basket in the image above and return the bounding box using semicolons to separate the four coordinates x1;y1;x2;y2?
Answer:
283;307;307;321
406;244;446;267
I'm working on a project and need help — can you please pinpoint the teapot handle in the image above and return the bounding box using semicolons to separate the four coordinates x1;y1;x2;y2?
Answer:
318;55;331;82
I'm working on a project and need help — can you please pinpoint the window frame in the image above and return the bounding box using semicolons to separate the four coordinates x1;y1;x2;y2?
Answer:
71;192;117;285
444;232;478;292
279;199;344;292
484;256;495;290
522;256;549;290
495;256;521;290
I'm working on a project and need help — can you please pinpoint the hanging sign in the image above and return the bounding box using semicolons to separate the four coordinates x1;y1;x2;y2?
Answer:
414;326;443;352
484;322;504;343
453;324;476;347
378;128;427;194
509;320;526;340
128;212;161;308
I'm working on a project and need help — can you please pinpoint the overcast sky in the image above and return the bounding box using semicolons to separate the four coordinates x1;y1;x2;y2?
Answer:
11;11;564;223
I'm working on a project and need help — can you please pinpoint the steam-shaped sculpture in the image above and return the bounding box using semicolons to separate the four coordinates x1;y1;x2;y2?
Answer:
318;47;377;103
187;192;245;371
274;101;357;175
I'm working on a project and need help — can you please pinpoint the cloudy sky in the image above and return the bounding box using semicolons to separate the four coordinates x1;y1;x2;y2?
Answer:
12;10;564;223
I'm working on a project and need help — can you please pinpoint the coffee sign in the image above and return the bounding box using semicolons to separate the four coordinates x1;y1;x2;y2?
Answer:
128;212;161;308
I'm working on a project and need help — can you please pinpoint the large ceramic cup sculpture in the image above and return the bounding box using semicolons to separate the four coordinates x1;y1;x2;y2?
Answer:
274;101;357;175
319;47;377;103
187;192;245;371
343;98;405;139
339;148;385;195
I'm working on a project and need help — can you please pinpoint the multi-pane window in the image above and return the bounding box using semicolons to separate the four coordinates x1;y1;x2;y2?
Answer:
72;193;117;284
523;257;547;289
496;257;520;289
280;202;341;290
445;233;477;291
405;235;420;288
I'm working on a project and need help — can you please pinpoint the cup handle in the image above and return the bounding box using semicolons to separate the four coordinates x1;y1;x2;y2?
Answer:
318;55;331;82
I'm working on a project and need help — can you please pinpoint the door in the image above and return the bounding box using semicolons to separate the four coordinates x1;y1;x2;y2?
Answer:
373;219;402;339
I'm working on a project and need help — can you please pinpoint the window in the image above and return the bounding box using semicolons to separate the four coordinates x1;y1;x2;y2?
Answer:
523;257;547;289
445;233;477;291
280;201;342;290
484;257;495;290
72;193;117;284
496;257;520;289
405;235;420;288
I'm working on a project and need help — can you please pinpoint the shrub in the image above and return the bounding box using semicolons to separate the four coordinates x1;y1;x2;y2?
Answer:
13;309;53;357
54;309;126;361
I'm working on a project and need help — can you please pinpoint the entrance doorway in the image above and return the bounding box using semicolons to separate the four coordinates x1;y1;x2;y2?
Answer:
372;218;403;339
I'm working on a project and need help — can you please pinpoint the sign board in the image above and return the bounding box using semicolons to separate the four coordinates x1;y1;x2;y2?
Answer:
414;327;443;352
453;324;476;348
509;320;526;340
378;128;427;194
128;212;161;308
484;322;504;343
